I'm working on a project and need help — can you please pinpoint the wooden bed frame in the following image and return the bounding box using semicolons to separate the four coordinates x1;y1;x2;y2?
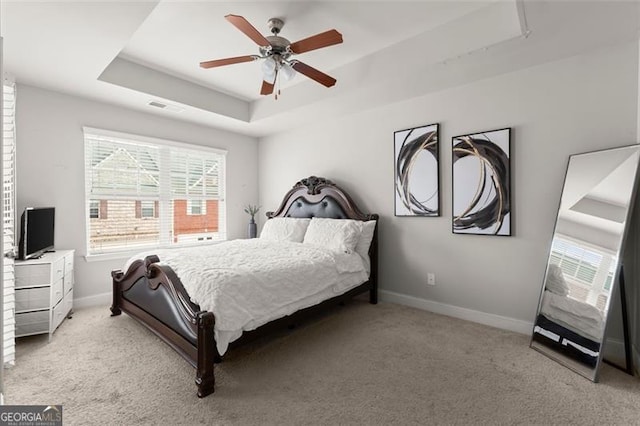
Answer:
110;176;379;397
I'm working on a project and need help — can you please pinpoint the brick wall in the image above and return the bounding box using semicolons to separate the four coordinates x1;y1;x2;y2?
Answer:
173;199;219;239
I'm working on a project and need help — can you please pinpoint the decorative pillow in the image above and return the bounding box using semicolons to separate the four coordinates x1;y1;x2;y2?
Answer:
545;264;569;296
260;218;311;243
355;220;376;272
303;218;361;254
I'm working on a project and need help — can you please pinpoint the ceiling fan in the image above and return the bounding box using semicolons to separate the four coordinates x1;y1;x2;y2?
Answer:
200;15;343;97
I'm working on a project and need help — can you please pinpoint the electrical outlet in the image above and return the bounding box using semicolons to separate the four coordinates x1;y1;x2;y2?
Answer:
427;273;436;286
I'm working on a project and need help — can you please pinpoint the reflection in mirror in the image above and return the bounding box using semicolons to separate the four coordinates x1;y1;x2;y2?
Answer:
531;145;640;381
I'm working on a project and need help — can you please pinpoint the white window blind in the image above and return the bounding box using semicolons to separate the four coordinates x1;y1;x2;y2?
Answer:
550;238;602;285
3;82;15;366
549;236;614;309
84;129;226;255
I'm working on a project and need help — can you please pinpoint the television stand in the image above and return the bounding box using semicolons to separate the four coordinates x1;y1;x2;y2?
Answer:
14;250;74;342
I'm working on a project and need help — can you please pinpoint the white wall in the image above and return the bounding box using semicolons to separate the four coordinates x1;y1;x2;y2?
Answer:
258;41;639;325
15;84;258;302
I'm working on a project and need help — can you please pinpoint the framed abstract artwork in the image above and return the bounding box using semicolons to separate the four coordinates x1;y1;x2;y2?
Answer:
452;127;511;236
394;123;440;216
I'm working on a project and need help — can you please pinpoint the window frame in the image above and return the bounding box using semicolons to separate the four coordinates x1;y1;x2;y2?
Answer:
83;127;227;257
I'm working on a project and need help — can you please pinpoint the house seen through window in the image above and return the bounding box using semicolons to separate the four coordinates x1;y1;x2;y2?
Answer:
84;128;226;254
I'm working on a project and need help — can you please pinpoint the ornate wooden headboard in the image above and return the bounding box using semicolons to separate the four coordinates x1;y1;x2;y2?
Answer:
266;176;377;222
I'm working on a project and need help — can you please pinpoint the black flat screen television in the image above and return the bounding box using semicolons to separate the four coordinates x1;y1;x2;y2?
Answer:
18;207;55;260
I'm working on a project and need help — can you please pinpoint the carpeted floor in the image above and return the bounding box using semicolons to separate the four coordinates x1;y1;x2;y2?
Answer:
5;299;640;425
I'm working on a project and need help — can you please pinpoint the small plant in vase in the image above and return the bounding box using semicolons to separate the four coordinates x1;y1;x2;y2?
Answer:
244;204;261;238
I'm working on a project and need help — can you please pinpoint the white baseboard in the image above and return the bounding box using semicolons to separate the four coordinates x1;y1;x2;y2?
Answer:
379;290;534;335
74;292;111;309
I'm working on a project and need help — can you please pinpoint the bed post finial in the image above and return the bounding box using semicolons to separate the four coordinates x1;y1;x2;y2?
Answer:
297;176;334;195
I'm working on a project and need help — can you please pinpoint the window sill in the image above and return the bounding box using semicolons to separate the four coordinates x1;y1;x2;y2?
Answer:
84;251;142;263
84;240;228;263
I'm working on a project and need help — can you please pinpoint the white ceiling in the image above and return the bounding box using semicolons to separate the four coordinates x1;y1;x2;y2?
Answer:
2;1;640;137
119;1;489;101
561;146;640;236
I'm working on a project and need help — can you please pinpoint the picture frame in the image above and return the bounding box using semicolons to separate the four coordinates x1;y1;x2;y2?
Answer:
451;127;511;236
394;123;440;216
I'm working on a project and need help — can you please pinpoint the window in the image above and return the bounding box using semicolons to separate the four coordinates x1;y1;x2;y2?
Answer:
603;260;617;292
84;128;226;255
550;238;602;286
89;200;100;219
139;200;156;218
549;236;614;309
187;199;205;216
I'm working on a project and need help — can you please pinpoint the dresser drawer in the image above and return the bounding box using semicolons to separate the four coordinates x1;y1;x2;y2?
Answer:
15;264;51;288
52;257;65;284
52;278;63;305
16;310;49;336
52;298;67;331
63;273;73;294
64;254;73;276
15;287;50;312
63;288;73;317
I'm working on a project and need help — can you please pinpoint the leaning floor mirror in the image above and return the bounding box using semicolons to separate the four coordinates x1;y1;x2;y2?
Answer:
530;144;640;381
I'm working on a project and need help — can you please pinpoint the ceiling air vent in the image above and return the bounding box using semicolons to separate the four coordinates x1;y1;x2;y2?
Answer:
148;101;167;109
147;100;185;113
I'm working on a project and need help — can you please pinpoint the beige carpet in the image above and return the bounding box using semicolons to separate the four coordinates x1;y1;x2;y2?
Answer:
5;299;640;425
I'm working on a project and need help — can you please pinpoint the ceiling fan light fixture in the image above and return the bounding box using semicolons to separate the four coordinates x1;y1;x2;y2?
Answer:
280;63;296;82
202;14;342;96
264;71;277;85
262;56;277;75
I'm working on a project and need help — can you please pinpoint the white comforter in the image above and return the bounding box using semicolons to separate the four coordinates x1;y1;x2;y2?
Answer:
539;290;605;342
125;239;368;355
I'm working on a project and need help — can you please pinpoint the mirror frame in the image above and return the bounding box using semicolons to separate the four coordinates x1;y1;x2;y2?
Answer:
530;144;640;381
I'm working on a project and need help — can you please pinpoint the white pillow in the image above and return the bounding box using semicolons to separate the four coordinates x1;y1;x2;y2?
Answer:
545;264;569;296
355;220;376;272
260;218;310;243
303;218;361;254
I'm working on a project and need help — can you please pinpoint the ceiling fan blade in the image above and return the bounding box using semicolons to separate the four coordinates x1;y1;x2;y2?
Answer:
225;14;271;47
200;55;257;69
291;61;336;87
260;80;275;95
261;69;277;95
289;29;343;54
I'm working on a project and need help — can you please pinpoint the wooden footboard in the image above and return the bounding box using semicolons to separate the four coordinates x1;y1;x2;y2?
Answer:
111;255;217;397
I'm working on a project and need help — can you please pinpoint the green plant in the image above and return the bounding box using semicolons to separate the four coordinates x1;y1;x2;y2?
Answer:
244;204;261;221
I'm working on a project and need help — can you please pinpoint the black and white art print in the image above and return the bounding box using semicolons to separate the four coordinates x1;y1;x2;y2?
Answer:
452;128;511;236
394;123;440;216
